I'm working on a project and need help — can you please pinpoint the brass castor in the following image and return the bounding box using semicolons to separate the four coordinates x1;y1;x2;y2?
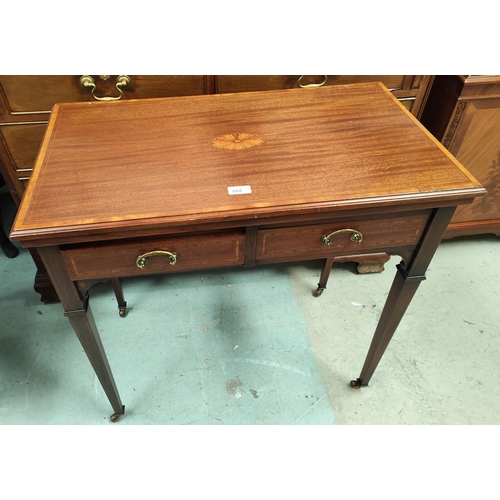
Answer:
110;406;125;422
313;286;325;297
350;379;361;389
118;305;127;317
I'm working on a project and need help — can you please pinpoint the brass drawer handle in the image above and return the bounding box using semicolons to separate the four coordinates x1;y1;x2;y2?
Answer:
136;250;180;269
321;229;363;246
79;75;131;101
298;75;328;88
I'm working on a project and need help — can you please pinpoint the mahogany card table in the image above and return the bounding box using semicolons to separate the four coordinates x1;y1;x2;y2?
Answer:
11;83;485;421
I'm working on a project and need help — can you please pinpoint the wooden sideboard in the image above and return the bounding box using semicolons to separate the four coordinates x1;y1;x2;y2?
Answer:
0;75;434;301
420;75;500;238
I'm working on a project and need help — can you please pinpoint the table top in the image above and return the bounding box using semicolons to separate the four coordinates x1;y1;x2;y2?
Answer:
11;82;485;246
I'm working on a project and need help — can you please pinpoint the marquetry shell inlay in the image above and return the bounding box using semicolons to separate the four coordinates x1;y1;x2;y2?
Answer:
212;133;264;150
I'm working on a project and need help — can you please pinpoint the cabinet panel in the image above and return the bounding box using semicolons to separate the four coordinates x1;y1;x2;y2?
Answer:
447;100;500;226
1;123;47;173
420;75;500;237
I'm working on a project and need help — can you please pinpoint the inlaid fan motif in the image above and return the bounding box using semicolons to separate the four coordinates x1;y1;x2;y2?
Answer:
212;133;264;150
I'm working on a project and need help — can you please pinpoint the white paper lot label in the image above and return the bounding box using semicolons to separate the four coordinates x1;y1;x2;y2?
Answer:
228;185;252;195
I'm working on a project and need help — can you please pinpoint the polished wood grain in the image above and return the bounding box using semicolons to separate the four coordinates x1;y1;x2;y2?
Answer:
12;83;482;246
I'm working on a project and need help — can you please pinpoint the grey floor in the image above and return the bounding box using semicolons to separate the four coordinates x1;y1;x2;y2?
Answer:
1;188;499;425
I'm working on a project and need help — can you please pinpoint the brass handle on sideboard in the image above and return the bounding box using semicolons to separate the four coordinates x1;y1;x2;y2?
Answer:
79;75;131;101
298;75;328;88
136;250;180;269
321;229;363;246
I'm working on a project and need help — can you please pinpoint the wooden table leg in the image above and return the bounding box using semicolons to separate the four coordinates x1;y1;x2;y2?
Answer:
351;206;456;388
351;264;425;387
314;258;335;297
38;246;125;421
111;277;127;317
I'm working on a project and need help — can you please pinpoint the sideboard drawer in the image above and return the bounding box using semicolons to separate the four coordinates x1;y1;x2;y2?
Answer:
62;230;245;280
216;75;412;93
255;213;430;263
0;75;210;114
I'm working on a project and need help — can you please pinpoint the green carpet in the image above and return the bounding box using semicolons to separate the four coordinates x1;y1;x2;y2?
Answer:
0;249;335;424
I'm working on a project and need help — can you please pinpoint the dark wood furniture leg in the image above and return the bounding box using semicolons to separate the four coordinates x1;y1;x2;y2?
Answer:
351;206;456;388
314;258;335;296
111;277;127;317
0;214;19;258
38;246;125;421
0;174;19;258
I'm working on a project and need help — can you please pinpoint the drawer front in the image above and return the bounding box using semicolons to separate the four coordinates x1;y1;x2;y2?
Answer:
217;75;414;94
1;122;47;174
256;213;430;263
0;75;210;115
0;123;48;202
62;231;245;280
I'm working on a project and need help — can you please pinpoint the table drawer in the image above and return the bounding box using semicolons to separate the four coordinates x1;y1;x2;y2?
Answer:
62;231;245;280
255;213;430;263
